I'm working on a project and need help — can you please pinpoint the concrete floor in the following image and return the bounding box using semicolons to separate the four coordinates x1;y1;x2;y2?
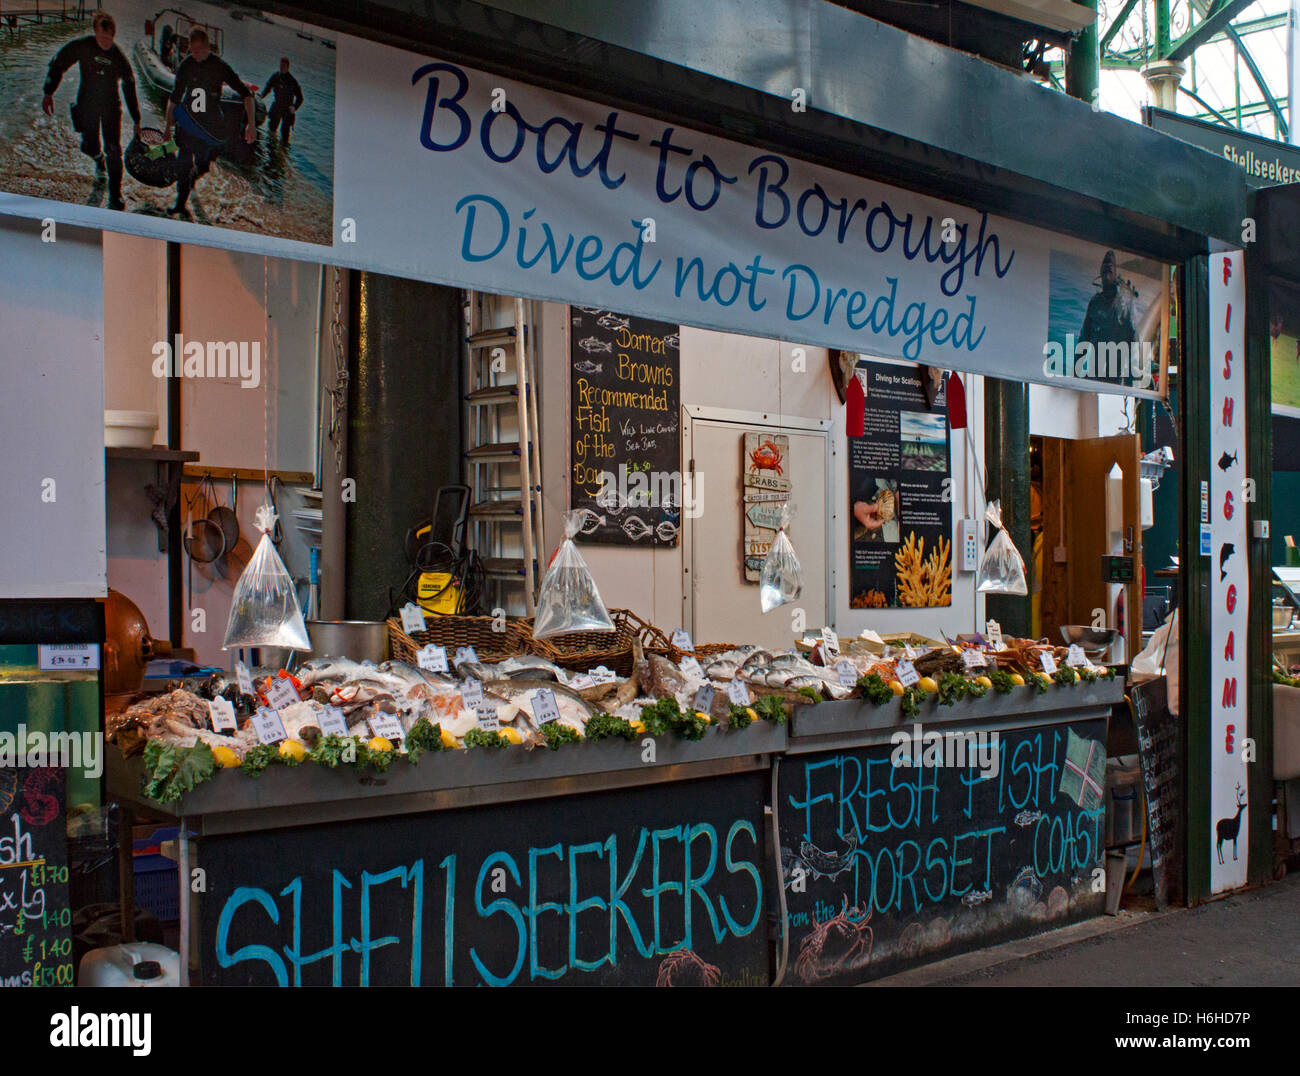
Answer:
871;870;1300;987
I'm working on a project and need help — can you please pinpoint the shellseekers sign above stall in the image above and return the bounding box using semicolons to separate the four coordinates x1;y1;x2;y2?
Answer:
0;14;1166;397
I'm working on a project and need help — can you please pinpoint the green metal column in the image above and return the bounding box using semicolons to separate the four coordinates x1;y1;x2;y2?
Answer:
1155;0;1171;57
1067;0;1100;103
984;380;1032;638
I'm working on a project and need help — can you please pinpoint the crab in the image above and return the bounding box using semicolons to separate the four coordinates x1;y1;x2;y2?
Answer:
749;440;784;475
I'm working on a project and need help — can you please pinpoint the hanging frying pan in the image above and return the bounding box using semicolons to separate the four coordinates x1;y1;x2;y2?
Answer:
185;475;227;564
208;475;240;551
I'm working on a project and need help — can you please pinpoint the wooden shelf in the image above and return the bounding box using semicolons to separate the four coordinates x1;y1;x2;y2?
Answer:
106;446;200;463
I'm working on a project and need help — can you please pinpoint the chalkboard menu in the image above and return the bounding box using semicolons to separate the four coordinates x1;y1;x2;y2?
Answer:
569;308;681;546
201;772;767;986
1129;678;1183;908
776;719;1107;985
0;768;72;987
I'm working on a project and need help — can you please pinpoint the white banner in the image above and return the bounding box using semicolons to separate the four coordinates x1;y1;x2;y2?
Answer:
1208;250;1249;895
0;8;1166;396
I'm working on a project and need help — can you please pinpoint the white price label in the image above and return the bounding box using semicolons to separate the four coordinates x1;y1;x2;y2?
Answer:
399;602;427;634
252;707;287;745
904;644;918;661
235;662;254;696
475;703;500;731
821;627;840;656
680;655;704;679
368;713;405;742
417;644;449;673
671;629;695;653
531;688;561;725
265;677;300;712
693;683;716;713
896;661;920;687
454;646;479;666
567;674;596;691
37;644;99;671
1066;645;1086;668
835;660;859;687
985;620;1004;651
208;697;237;732
961;649;988;670
318;705;349;737
1040;652;1059;675
727;679;751;706
461;678;485;707
587;666;618;685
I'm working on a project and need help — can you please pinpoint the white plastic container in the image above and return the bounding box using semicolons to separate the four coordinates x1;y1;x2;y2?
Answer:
78;942;181;987
104;410;158;449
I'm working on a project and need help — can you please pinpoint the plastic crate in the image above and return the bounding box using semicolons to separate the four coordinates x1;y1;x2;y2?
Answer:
132;827;180;923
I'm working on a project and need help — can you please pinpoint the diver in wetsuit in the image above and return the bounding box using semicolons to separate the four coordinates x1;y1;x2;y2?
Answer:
162;27;256;221
259;57;303;143
1079;250;1138;356
42;11;141;211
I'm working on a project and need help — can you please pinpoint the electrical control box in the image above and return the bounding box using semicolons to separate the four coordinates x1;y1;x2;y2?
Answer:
958;518;980;572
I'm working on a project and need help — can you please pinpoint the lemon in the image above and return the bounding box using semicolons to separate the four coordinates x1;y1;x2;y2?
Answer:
975;676;993;689
695;710;712;725
439;727;461;749
629;719;646;734
918;676;939;694
745;707;759;723
211;744;240;769
498;727;523;745
367;736;393;754
279;739;307;762
890;681;905;696
1010;673;1026;686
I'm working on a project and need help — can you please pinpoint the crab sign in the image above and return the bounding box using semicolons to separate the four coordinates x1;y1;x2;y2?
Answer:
749;440;784;475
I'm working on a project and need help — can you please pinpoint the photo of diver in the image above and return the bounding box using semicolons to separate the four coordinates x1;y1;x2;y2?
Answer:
0;1;334;243
1078;249;1138;350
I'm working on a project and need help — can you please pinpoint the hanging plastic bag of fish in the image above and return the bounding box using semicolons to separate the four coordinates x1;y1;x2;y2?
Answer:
976;499;1028;596
533;510;616;638
222;505;312;650
760;504;803;614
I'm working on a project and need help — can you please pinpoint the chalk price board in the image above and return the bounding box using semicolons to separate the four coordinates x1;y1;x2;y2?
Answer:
1129;678;1183;908
776;719;1107;986
200;772;767;987
569;308;681;546
0;768;73;987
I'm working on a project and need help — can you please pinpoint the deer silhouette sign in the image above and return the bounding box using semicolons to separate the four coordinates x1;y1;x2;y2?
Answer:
1215;784;1247;865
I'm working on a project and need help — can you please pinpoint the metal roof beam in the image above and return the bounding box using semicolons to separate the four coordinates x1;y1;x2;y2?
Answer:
1166;0;1255;61
1098;0;1140;51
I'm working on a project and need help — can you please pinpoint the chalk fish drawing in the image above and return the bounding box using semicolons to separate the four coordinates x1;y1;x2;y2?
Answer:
798;832;860;881
656;520;678;543
1014;810;1042;827
574;508;606;534
577;336;613;354
596;313;630;331
622;515;652;540
662;333;680;349
573;359;603;374
961;889;993;907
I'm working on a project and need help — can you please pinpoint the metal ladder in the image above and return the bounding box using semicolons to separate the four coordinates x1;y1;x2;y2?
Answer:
464;292;544;616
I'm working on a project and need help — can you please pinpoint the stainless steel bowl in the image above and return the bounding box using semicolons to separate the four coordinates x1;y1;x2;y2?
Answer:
304;619;390;663
1059;625;1120;654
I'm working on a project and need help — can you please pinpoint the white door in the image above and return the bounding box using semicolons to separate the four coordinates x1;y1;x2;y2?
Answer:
686;413;830;649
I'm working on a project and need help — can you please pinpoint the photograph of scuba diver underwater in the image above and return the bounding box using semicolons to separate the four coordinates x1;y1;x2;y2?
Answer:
0;2;334;244
1046;246;1168;395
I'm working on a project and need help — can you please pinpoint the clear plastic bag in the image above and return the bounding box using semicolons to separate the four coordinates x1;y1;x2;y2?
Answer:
760;505;803;613
976;500;1028;596
533;510;615;638
221;506;311;650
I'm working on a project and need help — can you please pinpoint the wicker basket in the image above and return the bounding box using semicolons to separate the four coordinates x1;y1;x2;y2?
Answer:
529;608;673;676
649;640;739;665
387;615;535;665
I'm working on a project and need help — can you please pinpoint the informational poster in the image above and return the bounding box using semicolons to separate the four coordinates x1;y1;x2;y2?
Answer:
848;361;952;608
742;432;790;582
1208;250;1249;895
569;308;680;546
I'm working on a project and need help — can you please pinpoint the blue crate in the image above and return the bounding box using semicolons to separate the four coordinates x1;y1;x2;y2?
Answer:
132;827;181;923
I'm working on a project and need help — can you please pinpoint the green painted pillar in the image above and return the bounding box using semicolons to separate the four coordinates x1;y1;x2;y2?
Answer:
984;380;1033;638
1066;0;1100;104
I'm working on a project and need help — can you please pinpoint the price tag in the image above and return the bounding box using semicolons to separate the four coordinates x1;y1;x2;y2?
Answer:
37;644;99;671
265;677;300;712
896;661;920;687
587;666;618;685
671;629;695;653
531;688;561;725
680;655;704;679
252;707;287;745
693;683;716;713
985;620;1004;651
821;627;840;657
454;646;479;666
318;706;349;737
475;703;500;731
961;649;988;670
904;643;918;661
727;679;751;706
1040;651;1059;675
835;660;859;687
208;698;237;733
368;712;405;742
1066;644;1086;668
461;678;485;707
399;602;427;634
417;644;449;673
235;662;254;696
567;674;596;691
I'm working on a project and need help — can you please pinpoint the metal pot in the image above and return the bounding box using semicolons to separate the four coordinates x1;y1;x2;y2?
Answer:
304;620;389;663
